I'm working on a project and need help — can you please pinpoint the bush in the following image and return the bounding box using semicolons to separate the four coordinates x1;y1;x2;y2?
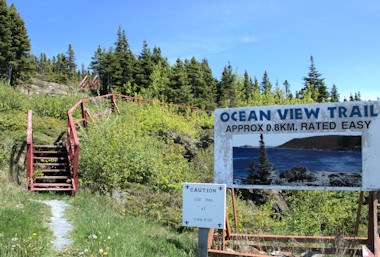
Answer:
78;101;209;191
31;93;82;120
0;83;30;112
281;190;364;236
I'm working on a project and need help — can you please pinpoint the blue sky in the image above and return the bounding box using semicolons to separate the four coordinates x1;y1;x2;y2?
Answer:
9;0;380;101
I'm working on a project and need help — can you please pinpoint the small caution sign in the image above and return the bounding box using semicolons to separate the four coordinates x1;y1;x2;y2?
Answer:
182;183;226;229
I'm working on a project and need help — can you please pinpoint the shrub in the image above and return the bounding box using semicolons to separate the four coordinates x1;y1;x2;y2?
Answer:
78;101;206;191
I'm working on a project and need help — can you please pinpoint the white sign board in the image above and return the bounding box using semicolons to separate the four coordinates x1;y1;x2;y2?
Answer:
182;183;226;229
214;101;380;191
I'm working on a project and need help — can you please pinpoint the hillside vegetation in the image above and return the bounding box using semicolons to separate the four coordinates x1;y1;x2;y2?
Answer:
0;82;369;256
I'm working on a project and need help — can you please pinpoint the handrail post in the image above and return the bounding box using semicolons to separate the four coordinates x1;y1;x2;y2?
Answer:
111;94;120;114
26;110;33;188
80;101;87;128
72;143;79;196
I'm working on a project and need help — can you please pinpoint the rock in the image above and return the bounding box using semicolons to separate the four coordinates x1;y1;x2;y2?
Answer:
30;78;80;96
271;250;293;256
241;245;267;255
170;131;213;160
112;190;127;203
239;189;290;216
300;252;325;257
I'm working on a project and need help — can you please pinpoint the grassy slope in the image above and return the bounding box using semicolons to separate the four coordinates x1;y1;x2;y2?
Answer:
0;84;202;256
0;172;198;257
0;82;370;256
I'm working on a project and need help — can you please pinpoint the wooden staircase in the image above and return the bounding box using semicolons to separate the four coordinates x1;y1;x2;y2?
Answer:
25;94;212;197
31;145;74;193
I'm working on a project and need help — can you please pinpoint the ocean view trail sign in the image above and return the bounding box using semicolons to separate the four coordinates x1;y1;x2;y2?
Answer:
182;183;226;229
214;101;380;191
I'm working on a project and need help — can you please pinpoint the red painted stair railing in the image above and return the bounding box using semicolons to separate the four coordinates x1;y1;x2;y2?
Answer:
26;111;75;195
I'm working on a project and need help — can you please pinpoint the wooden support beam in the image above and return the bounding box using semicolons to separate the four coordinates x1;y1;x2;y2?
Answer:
355;191;364;236
231;188;238;233
208;249;272;257
227;234;367;245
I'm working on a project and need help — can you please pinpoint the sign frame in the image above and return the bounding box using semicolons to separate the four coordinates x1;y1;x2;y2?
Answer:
214;101;380;191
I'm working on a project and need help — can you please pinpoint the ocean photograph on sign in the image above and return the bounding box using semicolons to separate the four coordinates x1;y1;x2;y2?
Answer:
233;132;362;187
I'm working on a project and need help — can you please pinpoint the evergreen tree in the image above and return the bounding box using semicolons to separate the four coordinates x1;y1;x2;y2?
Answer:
112;26;135;93
302;55;329;102
256;134;277;184
243;70;253;101
217;62;236;107
247;134;277;185
199;59;217;109
89;45;104;75
66;44;77;74
354;92;361;101
0;0;12;79
186;57;204;103
135;40;153;90
253;77;260;92
261;71;272;94
0;2;31;85
169;58;192;105
152;46;169;68
283;80;290;98
330;84;339;102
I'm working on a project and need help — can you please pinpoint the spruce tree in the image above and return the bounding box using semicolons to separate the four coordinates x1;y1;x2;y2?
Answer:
199;59;217;110
169;58;192;105
186;57;204;103
330;84;339;102
283;80;290;98
217;62;236;107
255;134;276;184
112;26;135;93
243;70;253;101
0;2;31;85
135;40;153;90
302;55;329;102
0;0;12;79
261;71;272;94
247;134;276;185
66;44;77;74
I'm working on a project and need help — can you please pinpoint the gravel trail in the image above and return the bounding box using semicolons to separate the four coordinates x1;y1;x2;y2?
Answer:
37;200;74;252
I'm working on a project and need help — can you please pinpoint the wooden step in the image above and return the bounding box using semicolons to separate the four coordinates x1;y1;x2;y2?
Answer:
33;151;66;154
33;183;72;187
33;163;68;166
34;176;70;180
33;156;67;161
33;145;64;149
32;188;73;191
34;169;68;173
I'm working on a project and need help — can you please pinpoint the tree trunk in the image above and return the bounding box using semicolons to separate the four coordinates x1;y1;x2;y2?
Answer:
6;66;12;85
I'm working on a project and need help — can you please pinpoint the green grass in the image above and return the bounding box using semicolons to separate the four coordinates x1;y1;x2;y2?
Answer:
64;188;197;256
0;172;55;257
0;172;198;257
